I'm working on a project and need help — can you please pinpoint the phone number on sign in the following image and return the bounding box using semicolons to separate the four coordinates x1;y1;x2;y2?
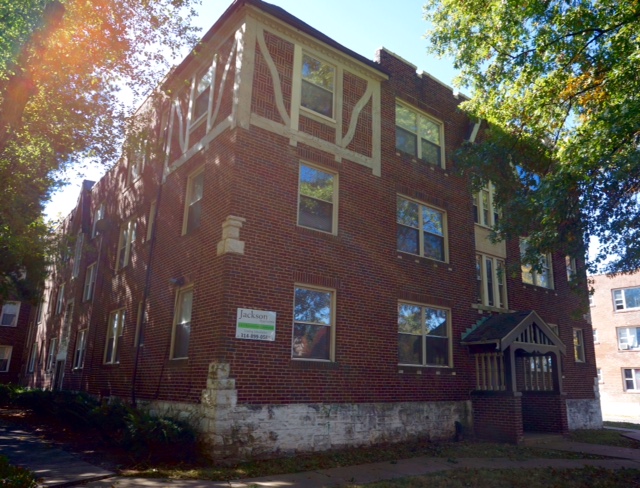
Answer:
238;332;272;340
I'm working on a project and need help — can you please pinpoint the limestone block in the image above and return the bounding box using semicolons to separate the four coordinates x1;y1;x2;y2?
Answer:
206;378;236;390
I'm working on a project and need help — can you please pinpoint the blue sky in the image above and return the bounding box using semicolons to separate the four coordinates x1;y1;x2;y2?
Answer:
45;0;459;219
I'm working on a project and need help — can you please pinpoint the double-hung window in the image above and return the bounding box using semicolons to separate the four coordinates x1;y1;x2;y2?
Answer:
476;254;507;309
46;338;57;372
191;66;213;125
0;346;12;372
566;256;577;282
397;196;447;262
27;342;37;373
613;287;640;311
617;327;640;350
623;368;640;391
395;103;444;167
127;138;147;184
183;169;204;235
73;330;87;369
117;219;136;270
83;263;97;302
72;232;84;278
298;163;337;234
0;302;20;327
171;287;193;359
292;286;334;361
92;203;105;238
473;183;500;227
56;285;65;315
398;302;450;367
301;54;335;119
573;329;585;362
520;239;553;289
104;309;125;364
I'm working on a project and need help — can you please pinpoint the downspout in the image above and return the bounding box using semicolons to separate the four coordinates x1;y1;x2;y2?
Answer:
131;117;168;407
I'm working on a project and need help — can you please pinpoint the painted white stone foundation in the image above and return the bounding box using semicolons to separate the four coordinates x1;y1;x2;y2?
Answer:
144;363;472;460
566;399;603;430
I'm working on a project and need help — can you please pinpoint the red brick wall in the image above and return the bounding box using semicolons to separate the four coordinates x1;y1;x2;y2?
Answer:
472;392;523;444
522;392;568;433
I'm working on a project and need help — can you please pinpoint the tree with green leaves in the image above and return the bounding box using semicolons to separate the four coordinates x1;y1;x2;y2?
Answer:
424;0;640;275
0;0;201;300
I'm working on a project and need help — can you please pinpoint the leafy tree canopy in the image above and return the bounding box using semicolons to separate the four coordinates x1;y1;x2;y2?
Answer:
0;0;200;300
424;0;640;275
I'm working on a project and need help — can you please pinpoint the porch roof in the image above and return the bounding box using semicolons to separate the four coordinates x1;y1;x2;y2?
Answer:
461;310;566;355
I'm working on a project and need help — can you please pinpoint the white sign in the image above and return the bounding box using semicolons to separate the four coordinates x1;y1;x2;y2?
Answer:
236;308;276;341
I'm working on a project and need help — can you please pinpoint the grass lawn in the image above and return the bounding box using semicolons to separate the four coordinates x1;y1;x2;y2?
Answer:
349;466;640;488
126;438;603;481
603;420;640;431
567;429;640;449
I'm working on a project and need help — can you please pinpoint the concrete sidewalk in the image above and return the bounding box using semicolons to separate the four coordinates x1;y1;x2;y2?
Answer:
1;421;640;488
0;423;114;487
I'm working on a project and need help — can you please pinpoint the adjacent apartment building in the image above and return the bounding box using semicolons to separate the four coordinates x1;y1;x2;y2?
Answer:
591;272;640;422
15;0;601;459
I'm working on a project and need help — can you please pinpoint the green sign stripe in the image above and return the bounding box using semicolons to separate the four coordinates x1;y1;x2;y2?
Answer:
238;323;275;331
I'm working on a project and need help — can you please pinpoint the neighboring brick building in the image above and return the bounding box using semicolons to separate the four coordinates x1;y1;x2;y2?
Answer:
591;272;640;422
19;0;601;458
0;298;31;384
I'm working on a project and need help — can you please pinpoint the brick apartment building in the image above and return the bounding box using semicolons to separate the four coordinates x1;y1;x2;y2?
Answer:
15;0;601;458
0;298;31;384
591;272;640;422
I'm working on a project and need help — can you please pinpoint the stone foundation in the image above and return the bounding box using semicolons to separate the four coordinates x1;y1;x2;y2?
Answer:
566;399;603;430
144;363;472;460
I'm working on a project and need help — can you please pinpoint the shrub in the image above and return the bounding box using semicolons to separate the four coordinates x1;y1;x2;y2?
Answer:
0;455;37;488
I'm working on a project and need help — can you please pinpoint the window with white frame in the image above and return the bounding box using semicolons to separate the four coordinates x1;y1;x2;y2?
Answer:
27;342;37;373
298;163;337;234
104;309;125;364
46;338;57;372
301;53;335;119
171;287;193;359
573;328;585;362
191;65;213;125
127;137;147;184
72;232;84;278
0;346;12;372
56;284;65;315
473;183;500;227
292;286;334;361
183;169;204;235
613;287;640;311
35;294;44;324
146;200;157;242
83;263;97;302
623;368;640;391
597;368;603;383
92;202;105;238
398;302;450;367
593;328;599;344
0;301;20;327
589;294;594;307
117;219;136;270
476;254;507;309
520;239;554;289
397;196;447;262
566;256;577;282
73;329;87;369
617;327;640;350
395;103;444;167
